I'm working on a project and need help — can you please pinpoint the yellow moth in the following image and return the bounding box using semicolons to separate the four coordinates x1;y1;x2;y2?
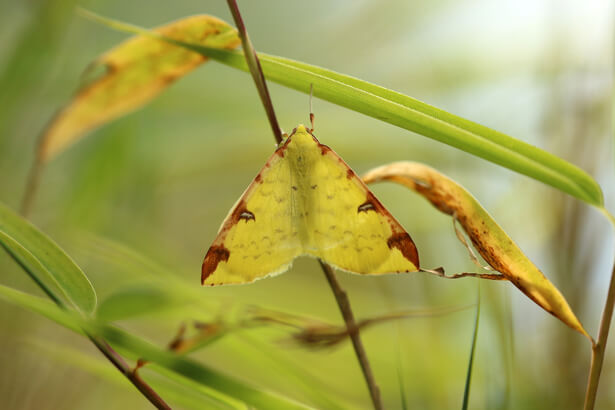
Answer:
202;125;420;285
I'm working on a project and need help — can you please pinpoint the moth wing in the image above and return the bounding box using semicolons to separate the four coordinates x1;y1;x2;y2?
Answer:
305;145;419;274
202;149;302;285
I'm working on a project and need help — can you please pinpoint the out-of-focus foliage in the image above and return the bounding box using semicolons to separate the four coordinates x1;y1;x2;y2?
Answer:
39;14;240;161
0;1;613;409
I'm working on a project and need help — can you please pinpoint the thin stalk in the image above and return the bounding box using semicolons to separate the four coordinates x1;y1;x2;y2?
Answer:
319;261;383;410
462;282;481;410
88;336;171;410
226;0;283;144
584;208;615;410
224;2;383;408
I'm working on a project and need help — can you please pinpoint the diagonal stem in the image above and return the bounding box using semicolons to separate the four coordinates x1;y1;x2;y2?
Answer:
319;260;383;410
16;125;170;409
225;2;383;408
88;336;171;410
226;0;283;144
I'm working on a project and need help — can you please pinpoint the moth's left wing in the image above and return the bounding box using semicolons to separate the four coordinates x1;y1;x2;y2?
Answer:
202;147;302;285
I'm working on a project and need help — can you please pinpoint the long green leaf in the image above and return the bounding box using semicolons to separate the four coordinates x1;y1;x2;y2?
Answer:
0;202;96;313
0;283;311;409
96;325;313;410
80;10;603;206
33;342;248;410
0;284;84;333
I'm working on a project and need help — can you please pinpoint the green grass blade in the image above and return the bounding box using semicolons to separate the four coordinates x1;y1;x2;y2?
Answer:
96;325;313;410
79;10;603;206
0;202;96;313
225;52;602;206
462;283;481;410
33;342;249;410
0;284;84;334
0;282;312;409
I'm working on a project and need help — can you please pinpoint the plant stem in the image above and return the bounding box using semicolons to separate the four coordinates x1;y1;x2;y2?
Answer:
16;145;171;409
226;0;283;144
88;336;171;410
319;261;383;410
225;2;382;407
584;208;615;410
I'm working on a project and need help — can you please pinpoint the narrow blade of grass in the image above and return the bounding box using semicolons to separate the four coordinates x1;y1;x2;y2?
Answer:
80;10;603;206
462;283;481;410
0;284;84;334
0;283;312;409
33;341;249;410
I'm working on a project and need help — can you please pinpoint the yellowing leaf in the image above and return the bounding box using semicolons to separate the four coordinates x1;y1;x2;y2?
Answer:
38;15;240;161
362;161;590;340
202;125;419;286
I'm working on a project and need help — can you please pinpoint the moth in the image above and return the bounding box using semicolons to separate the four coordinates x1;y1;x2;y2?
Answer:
202;125;419;285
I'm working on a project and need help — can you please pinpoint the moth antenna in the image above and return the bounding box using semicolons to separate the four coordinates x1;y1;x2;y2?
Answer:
309;83;315;132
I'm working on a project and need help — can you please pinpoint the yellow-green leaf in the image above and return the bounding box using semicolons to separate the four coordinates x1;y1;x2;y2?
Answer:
38;14;240;161
362;161;590;340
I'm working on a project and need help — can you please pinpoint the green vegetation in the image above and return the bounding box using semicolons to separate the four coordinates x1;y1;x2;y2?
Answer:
1;2;612;409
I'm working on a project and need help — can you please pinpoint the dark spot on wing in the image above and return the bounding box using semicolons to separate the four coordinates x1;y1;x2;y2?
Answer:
239;210;255;221
358;201;375;213
230;200;255;224
346;168;354;179
361;191;387;214
292;186;298;191
255;174;262;183
201;245;230;284
311;184;317;189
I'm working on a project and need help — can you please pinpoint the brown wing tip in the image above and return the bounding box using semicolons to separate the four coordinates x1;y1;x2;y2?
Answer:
387;233;420;269
201;245;230;285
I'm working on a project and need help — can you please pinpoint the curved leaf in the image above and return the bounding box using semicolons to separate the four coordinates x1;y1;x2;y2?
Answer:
78;10;603;206
362;161;590;340
0;201;96;313
39;13;240;161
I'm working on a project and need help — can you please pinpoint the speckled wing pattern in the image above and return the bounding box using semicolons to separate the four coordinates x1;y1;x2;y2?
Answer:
202;125;419;286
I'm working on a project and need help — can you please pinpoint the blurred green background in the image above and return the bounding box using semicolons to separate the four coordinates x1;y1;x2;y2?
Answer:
0;0;613;409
